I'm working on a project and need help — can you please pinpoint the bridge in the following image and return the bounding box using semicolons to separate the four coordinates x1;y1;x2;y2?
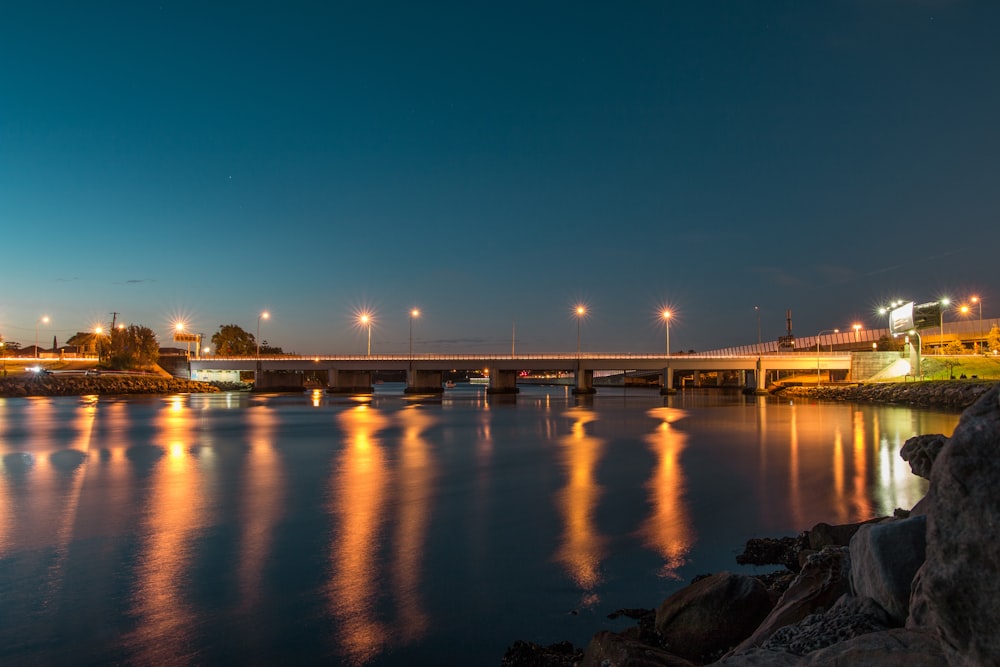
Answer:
188;352;855;395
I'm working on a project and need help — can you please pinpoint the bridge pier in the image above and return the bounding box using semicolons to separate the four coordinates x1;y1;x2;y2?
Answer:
405;368;444;394
487;369;520;394
572;366;596;395
325;369;373;394
660;366;677;394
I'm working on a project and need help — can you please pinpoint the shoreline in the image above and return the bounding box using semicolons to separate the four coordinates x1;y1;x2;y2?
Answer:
772;379;993;411
503;382;1000;665
0;374;221;397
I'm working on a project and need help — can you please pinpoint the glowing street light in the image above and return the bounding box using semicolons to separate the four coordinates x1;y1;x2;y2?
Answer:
409;308;420;358
971;295;983;354
256;311;270;358
575;305;586;356
939;298;950;354
754;305;761;348
852;323;862;343
359;312;373;356
816;329;839;384
94;325;105;360
661;310;672;356
35;315;50;359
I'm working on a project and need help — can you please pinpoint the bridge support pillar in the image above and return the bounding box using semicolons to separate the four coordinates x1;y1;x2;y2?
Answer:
488;369;520;394
751;359;769;394
405;368;444;393
572;366;596;395
660;367;677;394
326;369;373;394
692;371;702;387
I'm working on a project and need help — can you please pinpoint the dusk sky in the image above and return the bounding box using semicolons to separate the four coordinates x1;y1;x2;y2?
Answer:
2;1;998;355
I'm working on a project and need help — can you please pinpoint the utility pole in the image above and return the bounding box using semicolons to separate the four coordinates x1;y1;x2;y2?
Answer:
110;312;119;331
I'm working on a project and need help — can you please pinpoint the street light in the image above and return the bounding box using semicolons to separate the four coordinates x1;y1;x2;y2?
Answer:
852;323;862;343
359;312;372;356
94;326;106;360
35;315;50;359
575;305;586;357
256;311;270;358
816;329;839;385
971;295;982;354
409;308;420;358
939;298;950;354
661;310;672;356
755;305;761;349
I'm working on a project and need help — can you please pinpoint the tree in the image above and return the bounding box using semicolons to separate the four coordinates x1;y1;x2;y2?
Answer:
988;325;1000;355
259;340;284;355
108;325;159;369
211;324;257;356
942;339;966;355
876;335;904;351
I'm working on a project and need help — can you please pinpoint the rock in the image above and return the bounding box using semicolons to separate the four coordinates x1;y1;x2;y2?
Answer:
501;639;582;666
580;631;695;667
849;515;926;624
899;434;948;480
654;572;773;663
805;518;883;551
714;628;945;666
731;547;851;654
802;628;945;665
760;595;891;655
735;535;805;572
907;383;1000;664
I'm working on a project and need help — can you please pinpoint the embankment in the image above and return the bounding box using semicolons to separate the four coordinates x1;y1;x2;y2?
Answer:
0;374;220;397
774;380;993;411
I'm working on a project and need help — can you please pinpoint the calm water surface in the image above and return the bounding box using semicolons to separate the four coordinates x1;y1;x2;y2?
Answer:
0;385;959;665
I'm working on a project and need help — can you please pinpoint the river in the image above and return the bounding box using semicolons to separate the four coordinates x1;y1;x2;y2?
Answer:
0;385;959;665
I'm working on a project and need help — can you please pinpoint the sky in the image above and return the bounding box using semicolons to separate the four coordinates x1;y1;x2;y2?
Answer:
2;1;998;355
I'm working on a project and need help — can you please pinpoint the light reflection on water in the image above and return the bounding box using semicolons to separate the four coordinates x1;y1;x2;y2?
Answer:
0;387;959;665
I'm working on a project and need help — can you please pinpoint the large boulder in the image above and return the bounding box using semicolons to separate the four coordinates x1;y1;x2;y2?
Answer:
654;572;773;663
731;547;851;654
849;515;926;625
899;434;948;480
907;384;1000;664
759;594;891;655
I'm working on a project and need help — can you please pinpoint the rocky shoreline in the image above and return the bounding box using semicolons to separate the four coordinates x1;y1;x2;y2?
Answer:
0;374;220;397
503;382;1000;666
773;380;993;411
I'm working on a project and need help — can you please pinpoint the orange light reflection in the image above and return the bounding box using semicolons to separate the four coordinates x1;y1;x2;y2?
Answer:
640;407;693;578
327;405;390;665
555;408;607;606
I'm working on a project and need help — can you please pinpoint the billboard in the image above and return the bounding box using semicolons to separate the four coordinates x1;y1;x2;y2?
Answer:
912;301;943;331
889;301;941;334
173;332;201;343
889;302;914;334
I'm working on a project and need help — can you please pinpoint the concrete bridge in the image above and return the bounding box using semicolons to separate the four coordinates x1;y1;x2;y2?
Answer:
188;352;854;394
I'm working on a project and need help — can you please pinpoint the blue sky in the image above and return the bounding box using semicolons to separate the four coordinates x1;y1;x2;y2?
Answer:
2;1;998;355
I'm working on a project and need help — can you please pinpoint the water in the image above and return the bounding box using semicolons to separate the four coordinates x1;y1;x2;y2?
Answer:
0;385;959;665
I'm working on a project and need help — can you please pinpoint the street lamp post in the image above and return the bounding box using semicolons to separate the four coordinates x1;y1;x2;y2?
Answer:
360;314;372;356
35;315;50;359
816;329;839;385
661;310;672;356
852;323;862;344
755;305;761;350
971;296;982;354
409;309;420;358
256;311;270;359
939;298;950;354
575;306;585;357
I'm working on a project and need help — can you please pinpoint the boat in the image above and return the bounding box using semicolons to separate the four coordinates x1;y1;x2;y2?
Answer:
444;380;456;389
